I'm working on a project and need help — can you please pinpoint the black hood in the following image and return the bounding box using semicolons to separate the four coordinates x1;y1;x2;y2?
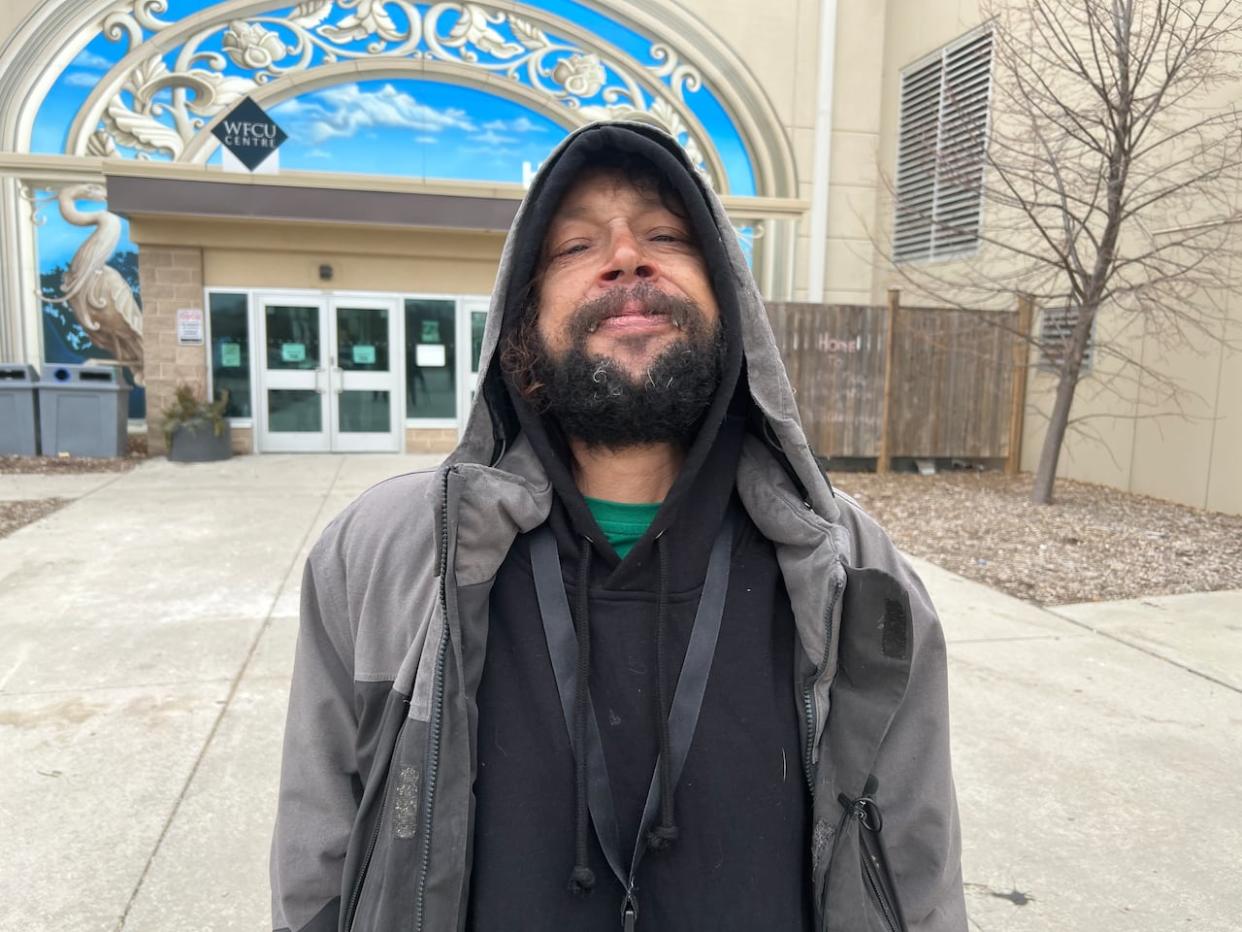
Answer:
484;122;749;579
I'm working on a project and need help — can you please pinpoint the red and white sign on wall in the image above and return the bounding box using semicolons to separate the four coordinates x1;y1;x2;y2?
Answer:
176;307;204;345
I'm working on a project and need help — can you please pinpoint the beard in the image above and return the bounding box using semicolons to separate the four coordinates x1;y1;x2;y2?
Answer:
528;283;725;450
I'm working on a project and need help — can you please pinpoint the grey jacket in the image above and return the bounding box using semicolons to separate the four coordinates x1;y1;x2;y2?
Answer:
271;122;966;932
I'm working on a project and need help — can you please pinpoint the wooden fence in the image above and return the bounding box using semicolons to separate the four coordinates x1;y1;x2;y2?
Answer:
766;291;1033;471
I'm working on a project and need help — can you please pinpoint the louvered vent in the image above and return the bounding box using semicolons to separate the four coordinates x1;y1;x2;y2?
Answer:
894;29;993;262
1039;306;1096;373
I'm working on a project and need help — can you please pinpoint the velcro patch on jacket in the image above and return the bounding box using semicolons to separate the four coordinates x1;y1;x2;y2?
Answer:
882;597;908;659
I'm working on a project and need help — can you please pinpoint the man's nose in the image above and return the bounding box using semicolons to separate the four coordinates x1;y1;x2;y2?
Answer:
599;228;657;285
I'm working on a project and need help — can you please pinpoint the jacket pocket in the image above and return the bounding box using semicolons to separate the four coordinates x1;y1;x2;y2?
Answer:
850;794;907;932
819;792;908;932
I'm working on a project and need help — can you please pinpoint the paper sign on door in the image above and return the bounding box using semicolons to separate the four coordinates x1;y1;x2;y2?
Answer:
281;343;306;363
416;344;446;367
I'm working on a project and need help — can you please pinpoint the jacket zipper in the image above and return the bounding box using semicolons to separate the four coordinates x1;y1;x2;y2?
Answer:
801;573;844;790
852;797;904;932
800;685;816;790
344;718;408;931
414;467;454;931
860;838;900;932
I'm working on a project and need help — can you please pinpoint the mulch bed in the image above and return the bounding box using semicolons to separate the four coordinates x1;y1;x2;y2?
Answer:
0;434;148;475
0;498;69;541
833;469;1242;606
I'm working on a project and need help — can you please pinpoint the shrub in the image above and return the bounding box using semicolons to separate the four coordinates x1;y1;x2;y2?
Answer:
161;384;229;449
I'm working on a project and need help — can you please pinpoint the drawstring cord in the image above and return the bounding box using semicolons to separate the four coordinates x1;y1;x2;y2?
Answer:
568;531;680;897
569;536;596;895
647;533;679;850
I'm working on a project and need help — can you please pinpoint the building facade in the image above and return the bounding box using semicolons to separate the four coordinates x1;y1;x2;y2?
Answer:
0;0;1237;512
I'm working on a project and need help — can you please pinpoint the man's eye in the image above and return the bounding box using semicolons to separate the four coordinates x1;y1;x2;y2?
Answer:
651;232;686;244
557;242;589;257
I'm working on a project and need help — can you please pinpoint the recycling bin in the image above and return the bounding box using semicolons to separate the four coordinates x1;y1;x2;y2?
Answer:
0;364;40;455
38;364;130;458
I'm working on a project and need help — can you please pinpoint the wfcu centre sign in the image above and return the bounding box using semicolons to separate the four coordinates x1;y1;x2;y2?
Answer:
211;97;288;172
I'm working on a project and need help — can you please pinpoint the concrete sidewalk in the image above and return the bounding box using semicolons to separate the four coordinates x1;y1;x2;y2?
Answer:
1;455;1238;931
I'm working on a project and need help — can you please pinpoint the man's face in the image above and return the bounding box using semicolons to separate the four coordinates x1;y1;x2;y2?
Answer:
523;169;726;449
536;170;720;377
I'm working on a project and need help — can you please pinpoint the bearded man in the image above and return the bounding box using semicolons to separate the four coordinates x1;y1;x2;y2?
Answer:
271;122;967;932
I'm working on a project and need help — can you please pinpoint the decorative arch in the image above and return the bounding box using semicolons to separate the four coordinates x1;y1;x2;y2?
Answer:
0;0;798;197
178;58;586;165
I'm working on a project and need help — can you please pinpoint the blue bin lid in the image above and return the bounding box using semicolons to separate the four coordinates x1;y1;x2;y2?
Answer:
41;364;121;385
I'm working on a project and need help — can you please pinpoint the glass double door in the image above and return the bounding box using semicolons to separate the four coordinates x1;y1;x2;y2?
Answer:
258;295;400;452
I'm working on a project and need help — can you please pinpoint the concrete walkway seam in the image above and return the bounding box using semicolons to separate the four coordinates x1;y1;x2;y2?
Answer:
1045;606;1242;696
112;455;348;931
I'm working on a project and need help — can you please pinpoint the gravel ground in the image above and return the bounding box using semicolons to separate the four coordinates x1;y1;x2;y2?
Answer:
834;470;1242;606
0;498;68;540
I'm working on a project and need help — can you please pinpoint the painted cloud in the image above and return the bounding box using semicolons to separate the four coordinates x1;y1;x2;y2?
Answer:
275;83;476;144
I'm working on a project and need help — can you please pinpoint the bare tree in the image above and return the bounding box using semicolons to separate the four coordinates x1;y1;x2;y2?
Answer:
886;0;1242;504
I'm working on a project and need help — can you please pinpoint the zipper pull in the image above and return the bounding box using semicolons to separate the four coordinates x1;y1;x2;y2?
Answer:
621;891;638;932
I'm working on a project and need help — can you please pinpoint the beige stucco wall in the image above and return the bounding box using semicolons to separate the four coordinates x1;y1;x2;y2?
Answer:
126;217;503;296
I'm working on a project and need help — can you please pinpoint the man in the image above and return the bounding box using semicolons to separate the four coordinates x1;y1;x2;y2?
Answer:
271;122;966;932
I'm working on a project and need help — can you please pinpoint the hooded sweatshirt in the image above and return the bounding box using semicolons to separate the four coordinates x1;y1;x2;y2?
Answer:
469;125;812;929
270;122;966;932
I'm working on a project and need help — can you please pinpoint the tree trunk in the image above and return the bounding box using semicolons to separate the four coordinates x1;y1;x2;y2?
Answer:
1031;300;1098;504
1030;362;1077;504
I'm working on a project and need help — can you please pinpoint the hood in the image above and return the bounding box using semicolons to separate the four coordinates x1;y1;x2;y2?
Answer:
450;121;841;539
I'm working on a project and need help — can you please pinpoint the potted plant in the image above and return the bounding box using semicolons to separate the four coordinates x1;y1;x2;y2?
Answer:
162;384;232;462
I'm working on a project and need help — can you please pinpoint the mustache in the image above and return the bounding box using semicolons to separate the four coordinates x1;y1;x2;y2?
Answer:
568;283;702;339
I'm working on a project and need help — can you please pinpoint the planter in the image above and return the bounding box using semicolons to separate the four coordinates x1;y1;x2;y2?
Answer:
168;421;232;462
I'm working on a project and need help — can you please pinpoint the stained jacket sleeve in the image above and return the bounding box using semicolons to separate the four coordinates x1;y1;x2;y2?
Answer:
836;496;967;931
270;532;358;932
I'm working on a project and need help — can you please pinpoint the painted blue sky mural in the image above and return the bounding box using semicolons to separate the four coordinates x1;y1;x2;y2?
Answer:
30;0;756;194
36;192;138;270
253;80;568;183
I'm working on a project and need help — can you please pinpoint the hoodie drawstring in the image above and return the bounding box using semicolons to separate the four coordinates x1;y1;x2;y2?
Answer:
531;515;734;924
569;532;680;896
647;533;679;850
569;536;596;895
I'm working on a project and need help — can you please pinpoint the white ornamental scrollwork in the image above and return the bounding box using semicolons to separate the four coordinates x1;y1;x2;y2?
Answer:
75;0;720;187
223;20;290;69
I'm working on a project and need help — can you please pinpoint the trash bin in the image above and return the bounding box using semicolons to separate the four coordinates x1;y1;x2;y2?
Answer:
0;364;40;456
38;364;130;458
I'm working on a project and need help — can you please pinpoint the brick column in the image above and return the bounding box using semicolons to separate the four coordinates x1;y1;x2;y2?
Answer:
139;246;206;455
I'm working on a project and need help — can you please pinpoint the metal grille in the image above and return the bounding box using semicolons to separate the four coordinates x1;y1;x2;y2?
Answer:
1038;306;1096;372
894;29;993;262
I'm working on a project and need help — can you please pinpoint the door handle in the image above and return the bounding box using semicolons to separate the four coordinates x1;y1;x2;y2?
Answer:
314;366;326;395
332;366;344;394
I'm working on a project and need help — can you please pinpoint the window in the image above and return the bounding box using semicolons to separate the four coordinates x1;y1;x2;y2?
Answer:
208;292;252;417
894;29;993;263
1038;306;1096;373
405;298;457;419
